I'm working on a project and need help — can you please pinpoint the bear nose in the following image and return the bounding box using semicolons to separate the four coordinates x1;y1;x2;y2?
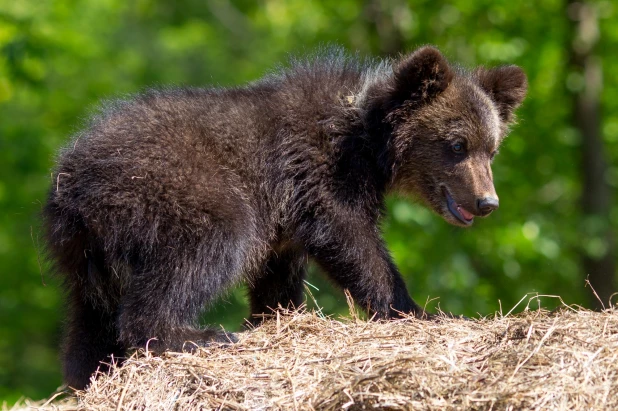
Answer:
477;197;499;216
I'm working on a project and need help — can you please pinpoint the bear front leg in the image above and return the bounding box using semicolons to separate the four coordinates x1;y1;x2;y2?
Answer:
297;212;425;319
247;247;307;326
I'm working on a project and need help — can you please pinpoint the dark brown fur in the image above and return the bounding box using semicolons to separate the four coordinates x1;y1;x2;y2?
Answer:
43;46;527;389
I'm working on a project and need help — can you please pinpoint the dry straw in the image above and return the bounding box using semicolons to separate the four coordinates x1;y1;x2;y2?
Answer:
9;295;618;410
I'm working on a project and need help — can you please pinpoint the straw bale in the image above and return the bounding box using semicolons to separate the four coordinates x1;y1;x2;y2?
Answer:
9;302;618;410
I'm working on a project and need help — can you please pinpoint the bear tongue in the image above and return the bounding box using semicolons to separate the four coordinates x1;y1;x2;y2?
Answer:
457;205;475;221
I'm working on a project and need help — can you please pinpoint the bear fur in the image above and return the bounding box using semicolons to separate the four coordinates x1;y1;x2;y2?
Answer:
43;46;527;389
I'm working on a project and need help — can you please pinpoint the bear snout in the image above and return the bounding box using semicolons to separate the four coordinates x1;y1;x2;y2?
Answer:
476;196;499;216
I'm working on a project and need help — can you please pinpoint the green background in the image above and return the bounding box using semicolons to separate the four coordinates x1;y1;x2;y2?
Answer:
1;0;617;403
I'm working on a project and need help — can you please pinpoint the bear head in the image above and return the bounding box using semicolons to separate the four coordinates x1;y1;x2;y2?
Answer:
377;46;527;227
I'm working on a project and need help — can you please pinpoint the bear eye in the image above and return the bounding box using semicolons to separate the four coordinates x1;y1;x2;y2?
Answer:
452;143;465;154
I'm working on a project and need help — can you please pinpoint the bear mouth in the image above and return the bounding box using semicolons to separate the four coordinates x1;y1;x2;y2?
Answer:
442;187;474;226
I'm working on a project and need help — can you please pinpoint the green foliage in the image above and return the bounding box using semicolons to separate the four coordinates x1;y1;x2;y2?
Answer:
0;0;616;402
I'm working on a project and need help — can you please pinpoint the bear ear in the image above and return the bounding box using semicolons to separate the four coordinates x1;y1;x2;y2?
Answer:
390;46;454;105
475;66;528;123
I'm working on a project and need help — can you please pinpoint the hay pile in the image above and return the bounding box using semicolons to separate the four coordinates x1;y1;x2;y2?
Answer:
16;301;618;410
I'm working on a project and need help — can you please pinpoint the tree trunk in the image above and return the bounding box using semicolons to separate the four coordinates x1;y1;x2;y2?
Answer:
567;0;616;309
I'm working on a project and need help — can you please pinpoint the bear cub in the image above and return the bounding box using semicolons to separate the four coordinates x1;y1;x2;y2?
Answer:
44;46;527;389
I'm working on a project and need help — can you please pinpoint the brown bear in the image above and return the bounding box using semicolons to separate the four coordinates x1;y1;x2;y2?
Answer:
43;46;527;389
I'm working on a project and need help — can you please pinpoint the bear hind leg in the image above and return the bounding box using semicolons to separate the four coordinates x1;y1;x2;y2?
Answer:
62;289;124;390
117;238;246;353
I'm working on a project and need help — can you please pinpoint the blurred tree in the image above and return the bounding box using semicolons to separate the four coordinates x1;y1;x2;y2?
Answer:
567;0;616;309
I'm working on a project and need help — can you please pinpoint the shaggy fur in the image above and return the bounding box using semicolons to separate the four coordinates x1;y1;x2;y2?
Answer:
43;46;527;389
